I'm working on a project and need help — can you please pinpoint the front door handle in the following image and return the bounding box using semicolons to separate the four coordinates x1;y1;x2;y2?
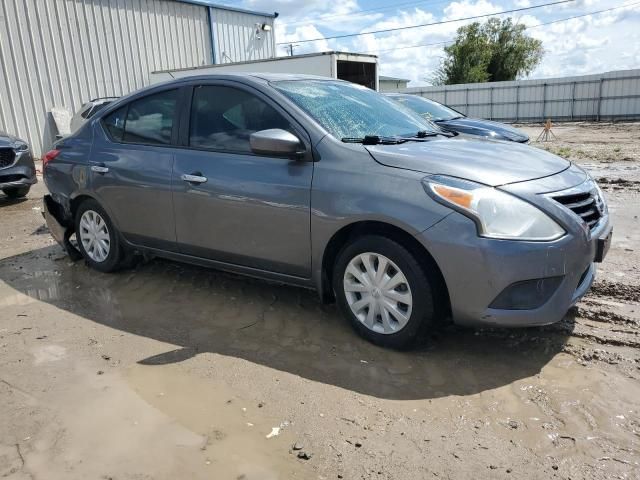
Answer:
91;164;109;174
181;173;208;184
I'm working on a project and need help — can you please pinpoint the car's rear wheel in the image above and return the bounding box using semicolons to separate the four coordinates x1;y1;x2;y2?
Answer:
74;199;125;272
333;235;438;349
3;186;30;199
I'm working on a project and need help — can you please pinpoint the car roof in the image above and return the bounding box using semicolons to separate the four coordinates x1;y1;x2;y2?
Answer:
158;72;342;86
240;72;339;82
131;73;346;99
93;73;349;122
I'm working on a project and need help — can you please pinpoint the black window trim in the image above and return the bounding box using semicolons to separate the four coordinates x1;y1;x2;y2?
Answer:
100;87;185;149
176;80;313;160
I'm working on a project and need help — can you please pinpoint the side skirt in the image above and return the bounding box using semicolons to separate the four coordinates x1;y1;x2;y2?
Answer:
127;243;317;291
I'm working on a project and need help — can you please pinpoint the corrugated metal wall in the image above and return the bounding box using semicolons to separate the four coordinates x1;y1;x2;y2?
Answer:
404;69;640;123
210;6;275;64
0;0;212;155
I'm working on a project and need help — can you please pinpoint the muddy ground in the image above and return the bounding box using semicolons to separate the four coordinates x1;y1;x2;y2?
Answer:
1;122;639;480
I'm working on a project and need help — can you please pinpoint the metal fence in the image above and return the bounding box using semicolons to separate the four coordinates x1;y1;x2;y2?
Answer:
403;69;640;123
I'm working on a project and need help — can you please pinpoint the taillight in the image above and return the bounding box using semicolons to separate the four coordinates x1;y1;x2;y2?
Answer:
42;149;60;166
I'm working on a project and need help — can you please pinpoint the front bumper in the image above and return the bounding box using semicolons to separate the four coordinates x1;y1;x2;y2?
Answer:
417;211;611;327
0;150;37;189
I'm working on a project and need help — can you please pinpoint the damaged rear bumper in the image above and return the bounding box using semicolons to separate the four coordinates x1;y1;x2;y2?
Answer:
43;195;82;260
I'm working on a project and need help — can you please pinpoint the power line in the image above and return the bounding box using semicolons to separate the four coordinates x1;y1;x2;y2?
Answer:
366;40;452;54
364;1;640;54
526;0;640;28
276;0;577;45
280;0;450;27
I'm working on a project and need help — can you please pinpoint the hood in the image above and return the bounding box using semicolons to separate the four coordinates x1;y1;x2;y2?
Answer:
437;117;529;142
0;131;18;148
365;136;570;187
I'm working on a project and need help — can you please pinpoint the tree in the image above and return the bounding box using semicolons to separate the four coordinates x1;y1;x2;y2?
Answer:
433;18;544;85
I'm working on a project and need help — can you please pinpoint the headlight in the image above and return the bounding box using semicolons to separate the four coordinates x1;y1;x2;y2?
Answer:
592;179;608;217
424;176;565;241
12;141;29;152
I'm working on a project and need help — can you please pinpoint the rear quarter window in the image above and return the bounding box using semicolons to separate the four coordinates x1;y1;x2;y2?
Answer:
124;90;177;145
84;102;112;119
101;89;178;145
103;106;127;141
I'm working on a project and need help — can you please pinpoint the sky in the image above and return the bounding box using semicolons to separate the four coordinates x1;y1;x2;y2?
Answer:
221;0;640;87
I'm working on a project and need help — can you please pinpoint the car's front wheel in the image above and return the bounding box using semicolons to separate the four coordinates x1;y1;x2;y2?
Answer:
3;186;30;199
333;235;439;349
75;199;125;272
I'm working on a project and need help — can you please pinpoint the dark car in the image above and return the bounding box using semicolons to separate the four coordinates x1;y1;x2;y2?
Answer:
43;74;610;349
0;131;37;199
385;93;529;143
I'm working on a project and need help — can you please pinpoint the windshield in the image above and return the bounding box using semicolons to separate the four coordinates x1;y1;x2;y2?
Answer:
389;95;461;121
272;80;438;140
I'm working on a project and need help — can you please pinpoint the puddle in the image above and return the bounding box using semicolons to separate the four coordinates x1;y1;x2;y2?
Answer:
126;363;306;479
32;345;67;364
0;291;37;307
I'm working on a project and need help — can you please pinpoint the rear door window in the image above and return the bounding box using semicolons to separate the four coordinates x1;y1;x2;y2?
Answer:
123;89;178;145
188;85;291;153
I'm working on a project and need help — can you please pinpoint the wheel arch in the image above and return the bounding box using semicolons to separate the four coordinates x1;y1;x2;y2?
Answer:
69;192;122;232
319;220;451;319
70;193;96;221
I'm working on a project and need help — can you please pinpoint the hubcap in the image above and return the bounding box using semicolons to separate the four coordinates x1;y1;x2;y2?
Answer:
79;210;110;263
343;252;413;334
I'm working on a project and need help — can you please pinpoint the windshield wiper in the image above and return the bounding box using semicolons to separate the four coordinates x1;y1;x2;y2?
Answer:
412;130;456;138
341;135;407;145
414;130;441;138
342;130;456;145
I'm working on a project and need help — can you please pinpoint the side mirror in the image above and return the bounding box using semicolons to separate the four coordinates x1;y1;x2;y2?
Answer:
250;129;304;158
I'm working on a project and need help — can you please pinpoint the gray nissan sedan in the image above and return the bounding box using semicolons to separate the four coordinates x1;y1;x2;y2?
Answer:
43;74;612;348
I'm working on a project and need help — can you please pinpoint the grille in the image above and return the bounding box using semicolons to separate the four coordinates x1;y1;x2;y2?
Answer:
0;148;15;169
553;190;602;230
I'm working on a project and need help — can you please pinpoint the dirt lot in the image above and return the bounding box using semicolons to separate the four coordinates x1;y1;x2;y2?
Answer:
1;122;639;480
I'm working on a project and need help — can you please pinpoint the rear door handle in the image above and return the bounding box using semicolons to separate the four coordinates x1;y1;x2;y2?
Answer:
91;165;109;174
181;173;207;184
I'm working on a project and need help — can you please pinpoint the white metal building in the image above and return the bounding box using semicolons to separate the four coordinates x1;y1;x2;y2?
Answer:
151;51;379;90
0;0;277;155
378;75;410;93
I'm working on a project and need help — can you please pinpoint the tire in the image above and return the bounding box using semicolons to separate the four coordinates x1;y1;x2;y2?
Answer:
332;235;439;349
3;186;30;199
74;199;125;273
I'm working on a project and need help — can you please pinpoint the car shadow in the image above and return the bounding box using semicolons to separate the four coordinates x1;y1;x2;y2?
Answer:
0;193;28;207
0;245;574;400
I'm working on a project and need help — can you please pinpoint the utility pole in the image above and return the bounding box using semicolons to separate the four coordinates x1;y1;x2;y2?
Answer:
286;43;299;56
